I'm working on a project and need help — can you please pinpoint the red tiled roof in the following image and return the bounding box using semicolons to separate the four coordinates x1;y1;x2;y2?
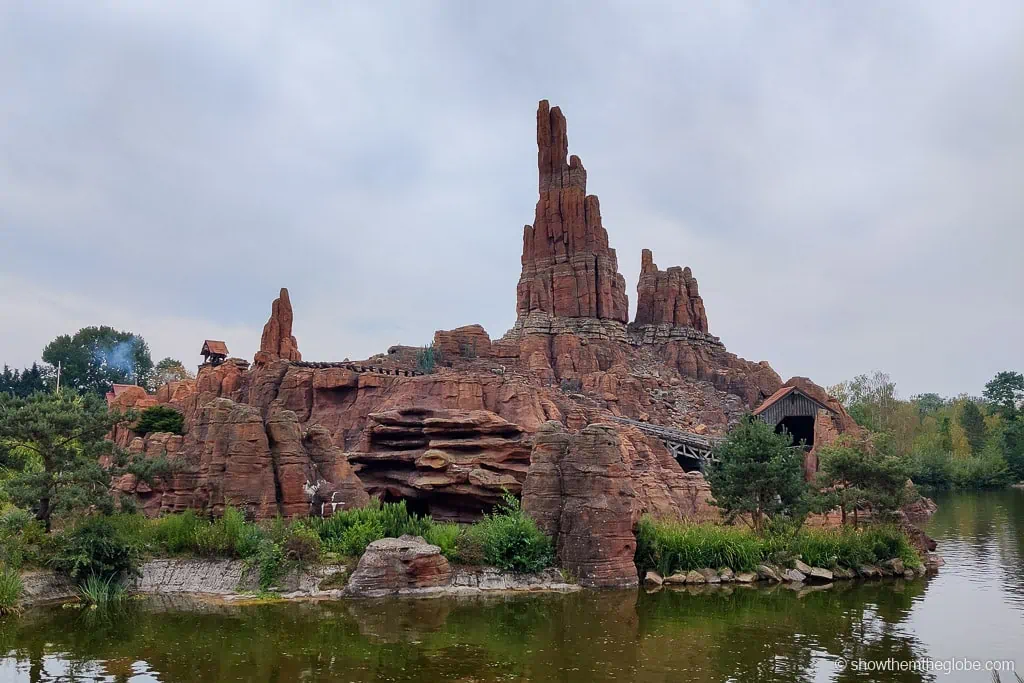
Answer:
202;340;229;356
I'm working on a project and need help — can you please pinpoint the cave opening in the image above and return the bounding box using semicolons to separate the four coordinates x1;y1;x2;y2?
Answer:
776;415;815;449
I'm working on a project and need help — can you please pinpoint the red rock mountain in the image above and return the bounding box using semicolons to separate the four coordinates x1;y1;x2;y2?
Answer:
634;249;709;332
110;100;860;586
516;101;629;323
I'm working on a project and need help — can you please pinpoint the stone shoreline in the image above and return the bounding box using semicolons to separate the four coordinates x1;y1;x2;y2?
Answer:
17;559;580;608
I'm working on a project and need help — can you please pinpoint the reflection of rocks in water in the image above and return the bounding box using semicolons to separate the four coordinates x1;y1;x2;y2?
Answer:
345;597;453;642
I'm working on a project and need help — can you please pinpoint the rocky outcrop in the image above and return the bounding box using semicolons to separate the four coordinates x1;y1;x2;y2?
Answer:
255;288;301;364
116;396;367;520
634;249;709;332
345;535;451;597
432;324;492;359
348;408;532;522
522;422;638;588
516;100;629;323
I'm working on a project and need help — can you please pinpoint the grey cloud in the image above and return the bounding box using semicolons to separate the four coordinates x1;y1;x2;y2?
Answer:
1;0;1021;397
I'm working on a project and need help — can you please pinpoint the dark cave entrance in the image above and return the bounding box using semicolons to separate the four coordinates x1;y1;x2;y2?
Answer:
382;490;431;517
776;415;815;449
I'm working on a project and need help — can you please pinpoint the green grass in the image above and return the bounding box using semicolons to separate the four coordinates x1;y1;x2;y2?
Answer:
635;516;921;575
0;566;23;615
77;574;128;606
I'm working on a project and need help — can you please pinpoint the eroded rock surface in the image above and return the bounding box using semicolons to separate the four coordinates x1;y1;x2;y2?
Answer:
522;422;638;588
516;100;629;323
346;535;451;597
635;249;709;332
255;287;301;364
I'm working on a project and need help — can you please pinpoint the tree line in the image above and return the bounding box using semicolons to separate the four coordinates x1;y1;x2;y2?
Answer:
2;325;194;398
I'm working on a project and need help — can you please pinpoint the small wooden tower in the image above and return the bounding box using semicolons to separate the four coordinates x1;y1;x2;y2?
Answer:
201;340;229;366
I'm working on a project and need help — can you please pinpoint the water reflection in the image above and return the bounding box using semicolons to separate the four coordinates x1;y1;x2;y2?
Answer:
1;489;1022;683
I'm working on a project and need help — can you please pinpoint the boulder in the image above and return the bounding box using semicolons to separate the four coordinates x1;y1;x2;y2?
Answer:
735;572;757;583
782;568;807;583
832;567;856;580
718;567;735;583
346;536;451;597
793;559;813;575
522;422;638;588
807;567;833;582
644;571;665;586
882;558;905;575
432;325;493;359
663;573;687;585
858;565;882;578
757;564;781;583
684;570;706;584
698;568;721;584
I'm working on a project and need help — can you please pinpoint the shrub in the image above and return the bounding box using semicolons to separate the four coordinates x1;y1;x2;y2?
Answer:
0;566;23;615
135;405;184;435
51;516;142;582
149;511;204;553
461;494;553;573
0;507;49;570
194;507;263;558
252;539;284;591
416;346;443;374
424;522;461;559
281;523;321;568
307;500;432;556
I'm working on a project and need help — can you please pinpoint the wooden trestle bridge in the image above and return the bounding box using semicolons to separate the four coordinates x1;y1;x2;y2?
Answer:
611;417;723;471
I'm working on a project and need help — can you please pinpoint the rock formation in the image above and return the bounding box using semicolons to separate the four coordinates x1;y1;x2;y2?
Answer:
345;535;451;597
522;422;638;588
113;99;860;534
516;100;629;323
255;288;301;364
634;249;709;332
348;408;532;523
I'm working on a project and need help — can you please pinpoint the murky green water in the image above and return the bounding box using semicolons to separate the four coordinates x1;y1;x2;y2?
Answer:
2;489;1022;682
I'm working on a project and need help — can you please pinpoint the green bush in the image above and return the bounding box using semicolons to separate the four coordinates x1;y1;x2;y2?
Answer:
0;566;23;615
135;405;184;435
51;516;142;582
281;523;321;568
194;507;263;558
306;500;432;556
461;494;553;573
424;522;461;559
0;507;50;570
416;346;443;374
148;511;204;553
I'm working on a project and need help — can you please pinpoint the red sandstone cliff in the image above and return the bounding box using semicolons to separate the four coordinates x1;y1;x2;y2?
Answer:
255;288;301;364
516;101;629;323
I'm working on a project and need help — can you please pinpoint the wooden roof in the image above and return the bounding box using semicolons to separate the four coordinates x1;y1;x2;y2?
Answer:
753;385;831;417
202;340;229;356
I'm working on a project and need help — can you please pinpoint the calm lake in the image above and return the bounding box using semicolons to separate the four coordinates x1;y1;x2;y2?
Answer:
2;489;1022;682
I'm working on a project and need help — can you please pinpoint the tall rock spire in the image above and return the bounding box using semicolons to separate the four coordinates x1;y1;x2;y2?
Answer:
634;249;709;332
516;100;629;323
255;288;302;364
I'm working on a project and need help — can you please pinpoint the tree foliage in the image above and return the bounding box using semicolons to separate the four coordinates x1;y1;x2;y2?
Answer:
958;400;987;455
812;435;911;526
706;416;806;533
0;392;163;531
0;363;50;397
41;326;154;396
984;371;1024;419
151;357;194;387
135;405;184;435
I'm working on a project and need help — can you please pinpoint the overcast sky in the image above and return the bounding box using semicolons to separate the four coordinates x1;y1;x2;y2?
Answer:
1;1;1021;398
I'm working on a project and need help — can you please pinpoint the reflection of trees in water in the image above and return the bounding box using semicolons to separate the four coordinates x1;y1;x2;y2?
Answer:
2;582;940;683
929;490;1024;598
635;580;932;683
